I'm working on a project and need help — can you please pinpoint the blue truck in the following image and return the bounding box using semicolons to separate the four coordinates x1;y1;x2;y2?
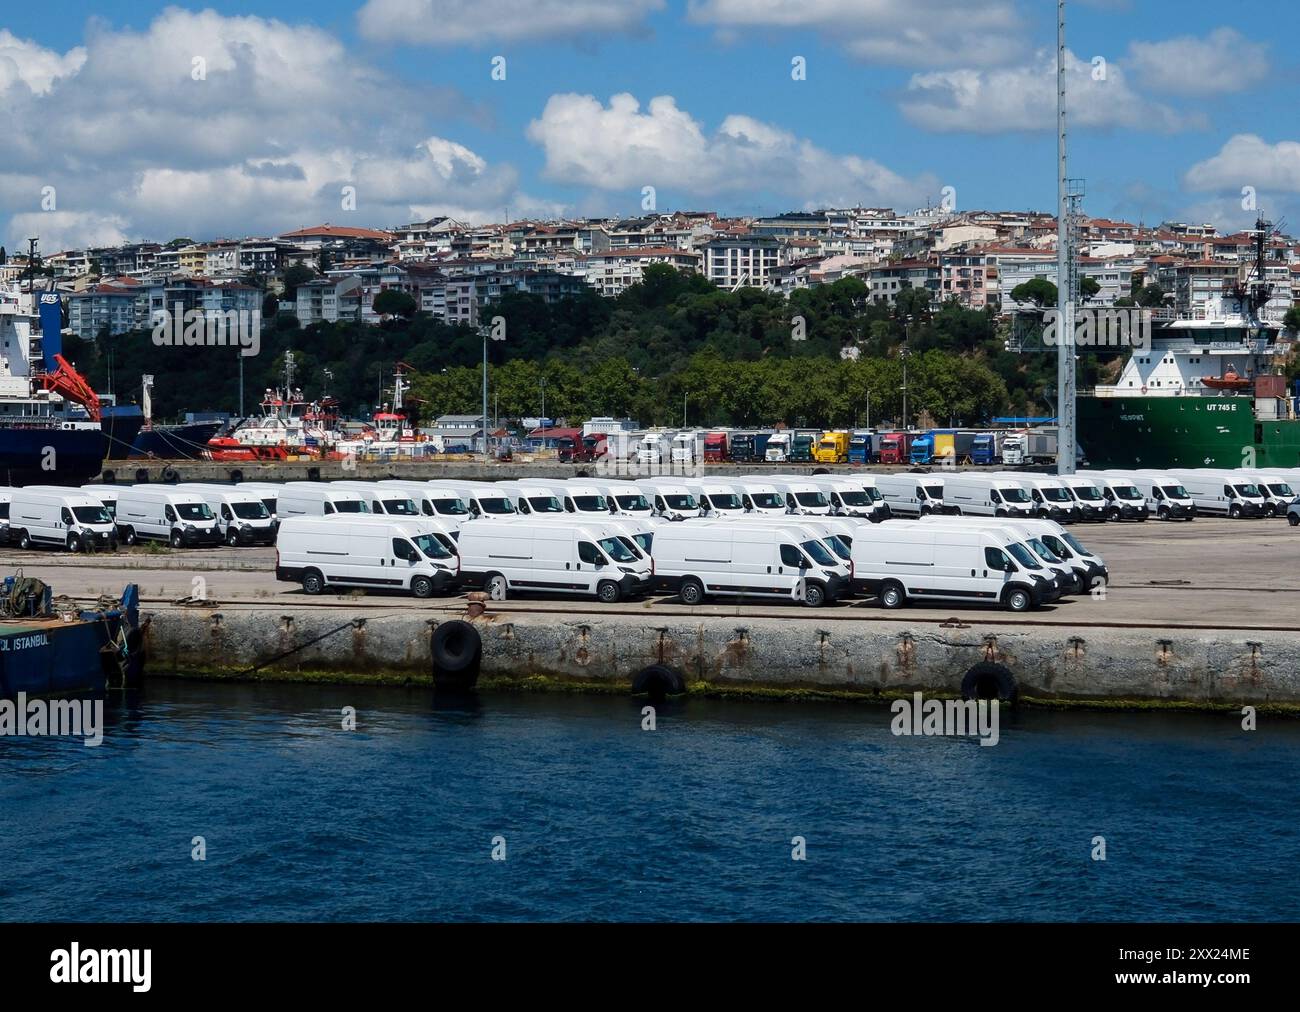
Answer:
848;430;873;464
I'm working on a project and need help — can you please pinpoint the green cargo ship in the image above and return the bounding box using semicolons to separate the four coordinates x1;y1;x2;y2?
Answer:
1077;227;1297;468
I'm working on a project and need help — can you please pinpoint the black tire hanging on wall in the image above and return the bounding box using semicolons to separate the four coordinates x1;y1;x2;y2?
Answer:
432;620;482;690
960;661;1018;704
632;663;686;703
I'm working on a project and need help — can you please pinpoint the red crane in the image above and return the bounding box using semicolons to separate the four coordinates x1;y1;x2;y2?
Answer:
38;354;102;422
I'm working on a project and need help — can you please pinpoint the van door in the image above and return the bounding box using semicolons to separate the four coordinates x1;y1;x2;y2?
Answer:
778;543;807;596
981;546;1013;600
391;537;420;589
577;539;606;594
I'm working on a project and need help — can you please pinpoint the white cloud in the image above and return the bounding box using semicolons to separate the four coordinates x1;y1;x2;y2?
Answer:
1183;135;1300;193
900;49;1198;134
7;211;130;252
687;0;1022;67
0;30;85;96
357;0;664;45
526;93;938;209
1127;28;1270;96
0;10;540;247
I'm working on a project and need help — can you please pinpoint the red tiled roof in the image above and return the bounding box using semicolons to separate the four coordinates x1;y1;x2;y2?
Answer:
279;224;394;241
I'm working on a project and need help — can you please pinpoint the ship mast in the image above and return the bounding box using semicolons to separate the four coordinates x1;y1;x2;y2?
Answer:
1055;0;1077;475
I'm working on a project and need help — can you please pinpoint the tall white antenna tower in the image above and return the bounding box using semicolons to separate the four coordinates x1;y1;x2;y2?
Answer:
1055;0;1078;474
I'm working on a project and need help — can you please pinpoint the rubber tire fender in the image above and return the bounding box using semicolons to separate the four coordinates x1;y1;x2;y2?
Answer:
632;663;686;703
432;620;482;674
961;661;1018;704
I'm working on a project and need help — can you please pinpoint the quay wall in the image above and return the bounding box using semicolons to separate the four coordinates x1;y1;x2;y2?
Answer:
142;605;1300;707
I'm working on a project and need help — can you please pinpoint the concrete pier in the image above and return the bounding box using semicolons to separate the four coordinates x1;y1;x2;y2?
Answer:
9;516;1300;706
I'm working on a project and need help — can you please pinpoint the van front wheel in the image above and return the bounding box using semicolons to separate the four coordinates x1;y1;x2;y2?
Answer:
67;533;84;553
880;581;906;609
226;528;240;546
1005;587;1032;612
169;530;184;548
121;526;137;546
17;529;31;550
597;580;622;604
802;582;826;608
679;578;705;606
302;570;325;595
411;576;435;599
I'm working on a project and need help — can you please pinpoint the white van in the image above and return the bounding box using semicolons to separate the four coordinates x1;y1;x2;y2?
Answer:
681;479;748;517
275;515;460;598
1110;471;1197;520
277;482;372;519
919;514;1109;591
651;523;849;607
987;472;1079;522
561;483;616;518
458;520;652;603
871;474;941;517
115;486;221;547
493;482;567;518
9;487;118;551
1167;470;1267;519
595;480;656;519
81;484;121;519
175;483;278;545
237;482;281;517
760;477;833;516
727;515;857;571
520;513;659;557
916;518;1073;596
809;475;889;522
375;481;473;529
329;481;422;517
635;479;703;520
427;481;519;519
1238;470;1294;516
925;475;1034;518
1056;475;1107;522
1075;471;1150;521
851;524;1053;612
727;479;794;516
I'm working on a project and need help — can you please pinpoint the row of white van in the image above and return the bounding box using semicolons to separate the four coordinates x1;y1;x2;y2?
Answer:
272;507;1108;614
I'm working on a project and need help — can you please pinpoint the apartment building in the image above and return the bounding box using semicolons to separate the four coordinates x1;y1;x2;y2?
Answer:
702;235;782;289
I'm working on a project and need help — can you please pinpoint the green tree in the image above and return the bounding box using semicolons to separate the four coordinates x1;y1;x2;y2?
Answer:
373;289;418;319
1010;277;1057;308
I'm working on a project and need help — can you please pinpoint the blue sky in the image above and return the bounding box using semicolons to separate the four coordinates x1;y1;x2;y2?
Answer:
1;0;1297;249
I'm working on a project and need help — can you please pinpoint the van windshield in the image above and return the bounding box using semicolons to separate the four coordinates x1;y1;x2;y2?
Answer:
707;493;743;510
333;500;369;513
527;496;564;513
381;498;418;515
1006;542;1041;569
477;497;516;515
1234;484;1262;498
794;492;828;508
616;536;644;558
177;502;214;521
800;539;837;567
572;495;608;511
1041;534;1072;559
750;492;784;509
1070;485;1103;501
73;505;112;525
1115;485;1143;501
836;490;872;506
663;494;698;511
1061;532;1093;558
1267;482;1294;497
598;536;636;563
432;497;469;515
1001;487;1032;503
632;532;653;553
820;535;851;561
924;486;944;500
261;498;277;514
1027;537;1063;564
232;501;270;520
615;494;651;511
1042;487;1071;502
1161;485;1190;500
412;533;453;560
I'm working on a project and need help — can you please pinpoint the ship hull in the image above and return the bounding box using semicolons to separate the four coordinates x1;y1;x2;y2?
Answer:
0;428;107;485
1078;395;1300;469
131;422;222;460
101;406;146;460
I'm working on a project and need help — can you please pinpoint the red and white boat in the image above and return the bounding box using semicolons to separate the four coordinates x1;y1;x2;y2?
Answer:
207;352;343;461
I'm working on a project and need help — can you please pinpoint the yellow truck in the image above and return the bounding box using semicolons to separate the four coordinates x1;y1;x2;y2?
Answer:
813;430;850;464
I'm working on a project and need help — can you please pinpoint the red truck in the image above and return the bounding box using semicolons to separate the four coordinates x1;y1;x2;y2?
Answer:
877;432;915;465
703;431;729;462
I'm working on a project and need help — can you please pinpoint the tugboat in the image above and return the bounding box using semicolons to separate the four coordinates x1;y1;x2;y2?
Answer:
336;363;429;457
206;351;342;461
0;575;145;697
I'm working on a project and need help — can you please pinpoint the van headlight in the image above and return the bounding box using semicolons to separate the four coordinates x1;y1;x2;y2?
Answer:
619;566;635;574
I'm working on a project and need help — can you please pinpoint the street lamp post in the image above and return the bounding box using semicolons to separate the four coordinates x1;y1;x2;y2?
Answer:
540;376;547;452
900;321;910;432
